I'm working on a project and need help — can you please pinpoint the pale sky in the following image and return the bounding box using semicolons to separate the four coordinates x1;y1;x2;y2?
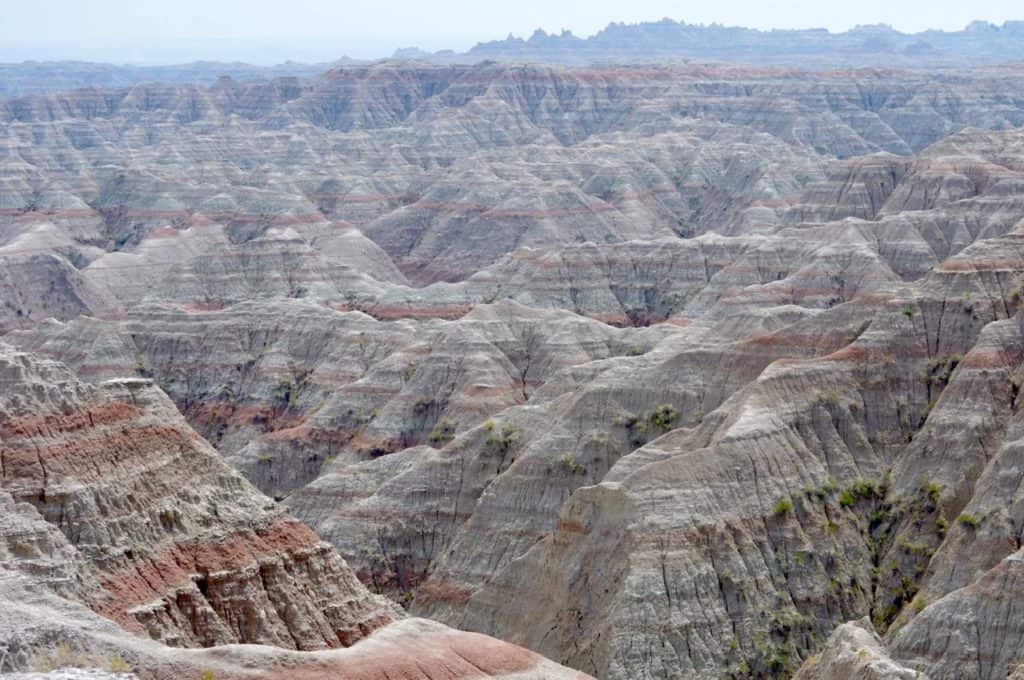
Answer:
1;0;1021;64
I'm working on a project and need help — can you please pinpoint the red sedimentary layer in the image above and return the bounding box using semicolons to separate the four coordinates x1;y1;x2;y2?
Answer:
960;347;1024;369
824;341;934;363
555;518;591;535
260;423;354;446
584;312;636;326
937;258;1024;272
1;420;198;486
0;401;141;439
0;402;211;487
414;580;476;608
94;518;321;627
360;304;473;321
742;330;854;354
1;397;395;650
185;401;307;433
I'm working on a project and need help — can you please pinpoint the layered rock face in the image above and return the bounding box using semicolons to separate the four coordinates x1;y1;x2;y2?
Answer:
0;343;398;649
0;344;587;679
4;61;1024;329
6;58;1024;680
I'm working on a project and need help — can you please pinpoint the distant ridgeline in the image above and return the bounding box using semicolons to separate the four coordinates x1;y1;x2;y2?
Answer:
436;19;1024;67
0;58;358;97
3;19;1024;98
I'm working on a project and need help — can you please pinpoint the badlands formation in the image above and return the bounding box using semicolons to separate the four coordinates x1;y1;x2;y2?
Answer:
2;56;1024;679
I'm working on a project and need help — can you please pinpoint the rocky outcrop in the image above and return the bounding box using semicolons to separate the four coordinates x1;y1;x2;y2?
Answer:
0;557;587;679
799;549;1024;680
0;343;399;649
795;618;923;680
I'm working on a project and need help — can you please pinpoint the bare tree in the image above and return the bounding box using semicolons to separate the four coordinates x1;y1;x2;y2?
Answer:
508;322;542;401
354;331;396;373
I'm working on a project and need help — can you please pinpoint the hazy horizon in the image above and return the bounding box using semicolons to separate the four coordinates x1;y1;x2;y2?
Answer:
2;0;1022;65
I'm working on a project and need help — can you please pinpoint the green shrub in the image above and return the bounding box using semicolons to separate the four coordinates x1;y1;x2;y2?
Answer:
612;411;637;427
617;407;680;446
773;498;793;516
484;424;519;453
922;480;943;508
427;420;457;447
848;479;880;500
899;540;932;557
624;416;648;447
956;513;980;528
868;508;889;528
838;490;856;508
558;454;586;475
272;378;297;408
821;389;841;407
648;404;679;432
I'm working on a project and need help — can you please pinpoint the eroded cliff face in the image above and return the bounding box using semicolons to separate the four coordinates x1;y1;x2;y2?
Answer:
0;344;588;679
0;344;398;649
4;62;1024;328
4;60;1024;680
